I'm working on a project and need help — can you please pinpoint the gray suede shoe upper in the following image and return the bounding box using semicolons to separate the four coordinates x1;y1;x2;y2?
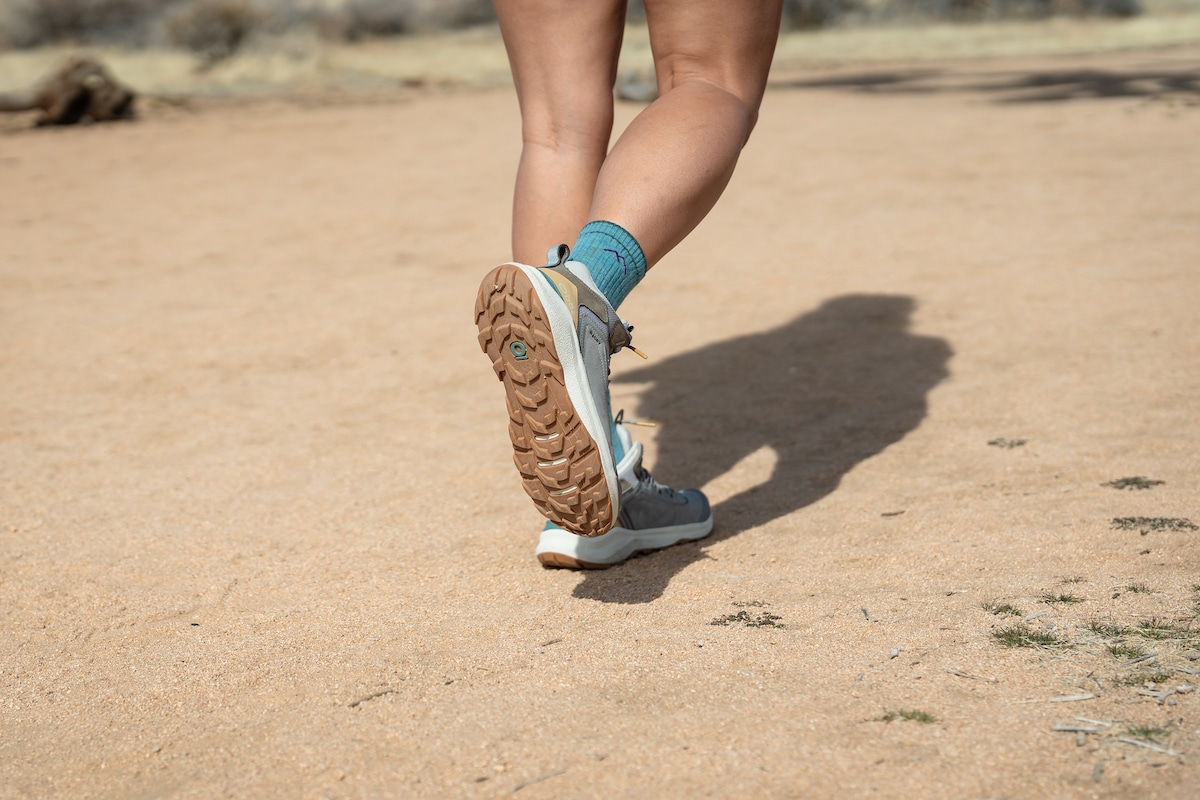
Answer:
617;464;711;532
537;244;634;462
612;424;711;532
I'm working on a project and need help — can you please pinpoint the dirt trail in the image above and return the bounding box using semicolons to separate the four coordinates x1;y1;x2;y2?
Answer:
1;40;1199;799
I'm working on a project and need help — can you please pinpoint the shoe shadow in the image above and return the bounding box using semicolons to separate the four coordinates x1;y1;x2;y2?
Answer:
571;294;952;604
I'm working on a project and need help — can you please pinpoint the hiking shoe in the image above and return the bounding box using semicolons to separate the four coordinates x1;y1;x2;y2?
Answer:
535;423;713;568
475;245;637;537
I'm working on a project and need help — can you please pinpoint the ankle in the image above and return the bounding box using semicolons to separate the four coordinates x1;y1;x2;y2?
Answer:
569;221;647;310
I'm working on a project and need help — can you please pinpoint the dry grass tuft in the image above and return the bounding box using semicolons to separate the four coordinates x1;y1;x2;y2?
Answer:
992;626;1067;648
166;0;259;64
879;709;937;723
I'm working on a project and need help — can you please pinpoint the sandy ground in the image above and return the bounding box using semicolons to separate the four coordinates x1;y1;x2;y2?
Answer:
2;28;1200;800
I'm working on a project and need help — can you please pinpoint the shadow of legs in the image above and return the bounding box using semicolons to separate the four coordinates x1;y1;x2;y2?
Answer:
572;294;952;604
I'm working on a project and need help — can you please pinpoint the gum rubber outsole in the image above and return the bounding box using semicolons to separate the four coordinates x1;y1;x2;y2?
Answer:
536;552;611;570
475;264;614;537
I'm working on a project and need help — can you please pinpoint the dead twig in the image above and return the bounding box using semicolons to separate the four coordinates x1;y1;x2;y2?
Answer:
1016;693;1097;705
348;688;396;708
946;668;998;683
1076;717;1114;727
1137;687;1182;704
1049;693;1097;703
513;769;566;792
1117;737;1179;756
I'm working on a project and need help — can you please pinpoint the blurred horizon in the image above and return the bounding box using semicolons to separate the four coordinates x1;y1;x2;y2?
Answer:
2;0;1198;104
5;0;1198;53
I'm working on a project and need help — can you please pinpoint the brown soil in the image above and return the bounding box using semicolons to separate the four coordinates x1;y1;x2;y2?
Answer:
1;33;1199;800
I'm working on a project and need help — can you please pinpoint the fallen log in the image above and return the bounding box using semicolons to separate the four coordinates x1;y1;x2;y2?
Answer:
0;56;135;126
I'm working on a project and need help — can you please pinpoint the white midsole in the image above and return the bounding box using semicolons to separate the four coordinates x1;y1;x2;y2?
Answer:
536;515;714;565
513;263;620;521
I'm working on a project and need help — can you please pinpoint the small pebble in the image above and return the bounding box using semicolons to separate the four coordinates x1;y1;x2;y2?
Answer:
889;648;900;659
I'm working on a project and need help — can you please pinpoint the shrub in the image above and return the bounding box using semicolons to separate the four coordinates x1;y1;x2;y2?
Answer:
0;0;1142;51
323;0;495;42
166;0;259;63
0;0;175;48
0;0;500;49
786;0;866;29
885;0;1140;20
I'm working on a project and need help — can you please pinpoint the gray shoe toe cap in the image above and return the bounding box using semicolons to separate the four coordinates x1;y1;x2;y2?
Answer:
680;489;711;524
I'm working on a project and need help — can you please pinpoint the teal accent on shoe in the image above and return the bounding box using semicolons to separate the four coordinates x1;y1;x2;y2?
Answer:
570;221;647;310
509;341;529;360
611;419;625;462
543;519;562;532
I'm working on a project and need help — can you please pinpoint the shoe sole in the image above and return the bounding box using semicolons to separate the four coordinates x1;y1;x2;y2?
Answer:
535;515;714;569
475;263;618;537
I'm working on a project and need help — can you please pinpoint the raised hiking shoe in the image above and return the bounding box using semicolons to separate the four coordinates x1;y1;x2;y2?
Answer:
475;245;639;537
535;423;713;568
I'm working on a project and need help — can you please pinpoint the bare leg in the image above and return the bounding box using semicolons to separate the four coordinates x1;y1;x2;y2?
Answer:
497;0;782;268
484;0;781;544
593;0;783;266
495;0;626;265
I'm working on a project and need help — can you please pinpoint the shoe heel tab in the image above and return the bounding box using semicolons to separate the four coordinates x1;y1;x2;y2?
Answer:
616;439;644;483
546;244;571;268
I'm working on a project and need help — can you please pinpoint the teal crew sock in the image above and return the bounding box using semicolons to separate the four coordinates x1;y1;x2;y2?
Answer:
569;220;647;311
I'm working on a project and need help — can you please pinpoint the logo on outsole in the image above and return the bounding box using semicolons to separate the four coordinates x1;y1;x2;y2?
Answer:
509;341;529;360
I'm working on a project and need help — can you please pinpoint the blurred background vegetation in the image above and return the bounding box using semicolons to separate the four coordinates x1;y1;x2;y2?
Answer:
0;0;1157;56
0;0;495;52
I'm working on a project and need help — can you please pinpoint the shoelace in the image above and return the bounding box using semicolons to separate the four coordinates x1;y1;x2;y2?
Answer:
622;323;648;360
633;465;677;499
613;408;656;429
